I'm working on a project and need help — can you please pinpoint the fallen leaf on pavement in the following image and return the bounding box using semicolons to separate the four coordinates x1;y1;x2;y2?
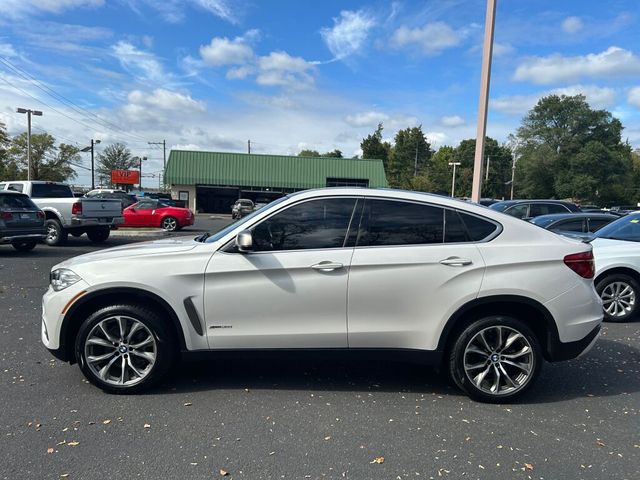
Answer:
103;420;111;425
47;448;54;454
596;441;606;447
524;463;534;471
67;442;80;447
370;457;384;464
184;402;193;407
143;424;151;429
219;469;229;476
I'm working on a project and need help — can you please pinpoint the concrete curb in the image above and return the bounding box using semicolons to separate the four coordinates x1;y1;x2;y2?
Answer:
110;229;169;238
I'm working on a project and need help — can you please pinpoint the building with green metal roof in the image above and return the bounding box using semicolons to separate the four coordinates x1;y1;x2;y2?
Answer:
165;150;388;213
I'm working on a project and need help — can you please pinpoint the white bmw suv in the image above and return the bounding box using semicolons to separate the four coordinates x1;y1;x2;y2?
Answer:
42;188;602;402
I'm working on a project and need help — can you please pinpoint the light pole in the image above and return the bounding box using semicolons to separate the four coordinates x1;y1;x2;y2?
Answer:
471;0;497;203
138;156;147;190
80;139;101;189
448;162;461;198
510;156;517;200
16;107;43;180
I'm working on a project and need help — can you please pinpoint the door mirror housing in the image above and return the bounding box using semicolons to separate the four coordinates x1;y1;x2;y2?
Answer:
236;230;253;252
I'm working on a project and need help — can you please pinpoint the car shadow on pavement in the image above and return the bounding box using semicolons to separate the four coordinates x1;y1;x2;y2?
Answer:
154;338;640;403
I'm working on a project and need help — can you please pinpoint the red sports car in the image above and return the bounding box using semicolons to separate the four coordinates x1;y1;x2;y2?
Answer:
122;199;194;231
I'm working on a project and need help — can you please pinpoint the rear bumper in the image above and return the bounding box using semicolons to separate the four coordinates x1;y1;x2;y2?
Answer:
547;324;601;362
0;232;46;244
69;216;124;227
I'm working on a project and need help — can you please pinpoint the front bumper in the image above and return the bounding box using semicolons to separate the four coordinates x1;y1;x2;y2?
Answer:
41;280;90;352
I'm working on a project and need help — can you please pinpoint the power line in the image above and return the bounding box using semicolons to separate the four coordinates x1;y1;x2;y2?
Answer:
0;56;151;143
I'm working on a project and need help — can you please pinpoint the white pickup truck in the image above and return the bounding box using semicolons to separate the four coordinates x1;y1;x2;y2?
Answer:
0;181;123;246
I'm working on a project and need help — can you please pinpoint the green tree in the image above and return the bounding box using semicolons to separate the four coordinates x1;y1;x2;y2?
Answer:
361;123;391;165
321;149;343;158
298;149;320;157
515;94;632;204
97;143;136;186
8;132;77;181
388;125;432;188
427;146;456;194
0;122;17;180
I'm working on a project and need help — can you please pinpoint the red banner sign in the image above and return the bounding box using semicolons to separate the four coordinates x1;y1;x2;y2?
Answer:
111;169;140;185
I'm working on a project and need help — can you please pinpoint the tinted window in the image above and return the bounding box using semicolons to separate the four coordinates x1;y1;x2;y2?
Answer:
444;209;468;243
505;204;529;219
588;218;613;232
135;200;157;209
31;183;73;198
552;218;584;232
530;203;569;216
0;194;37;209
359;199;444;246
252;198;357;251
8;183;23;193
458;211;499;241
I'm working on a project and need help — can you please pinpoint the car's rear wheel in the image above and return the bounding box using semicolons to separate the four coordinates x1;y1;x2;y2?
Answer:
596;274;639;322
75;304;175;393
45;219;68;246
161;216;178;231
86;226;111;243
449;316;542;403
12;241;37;252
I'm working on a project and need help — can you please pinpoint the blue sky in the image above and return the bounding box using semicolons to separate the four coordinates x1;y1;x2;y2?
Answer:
0;0;639;187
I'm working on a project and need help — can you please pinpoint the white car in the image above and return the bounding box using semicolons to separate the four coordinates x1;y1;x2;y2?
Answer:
41;188;602;402
588;213;640;322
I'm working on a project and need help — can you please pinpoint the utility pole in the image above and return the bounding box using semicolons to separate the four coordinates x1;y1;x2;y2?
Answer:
510;157;517;200
16;108;43;180
471;0;497;203
81;139;101;189
413;143;419;176
449;162;461;197
137;156;147;190
148;140;166;188
248;139;251;154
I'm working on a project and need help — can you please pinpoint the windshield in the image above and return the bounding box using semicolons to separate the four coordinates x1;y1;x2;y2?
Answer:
489;202;511;212
594;214;640;242
204;196;288;243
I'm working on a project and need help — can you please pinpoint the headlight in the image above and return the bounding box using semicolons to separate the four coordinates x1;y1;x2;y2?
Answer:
50;268;82;292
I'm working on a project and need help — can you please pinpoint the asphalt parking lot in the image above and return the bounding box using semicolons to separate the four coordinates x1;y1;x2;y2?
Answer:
0;217;638;480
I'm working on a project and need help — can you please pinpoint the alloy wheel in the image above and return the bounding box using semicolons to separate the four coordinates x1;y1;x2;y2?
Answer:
84;315;157;387
601;281;635;318
463;325;534;396
47;224;58;242
162;217;177;231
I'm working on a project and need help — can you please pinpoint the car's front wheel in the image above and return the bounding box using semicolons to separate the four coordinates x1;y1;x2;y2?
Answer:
45;219;68;246
449;316;542;403
161;216;178;231
75;304;175;393
596;274;639;322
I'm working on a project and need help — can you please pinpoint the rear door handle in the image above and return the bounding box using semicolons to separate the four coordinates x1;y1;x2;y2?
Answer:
311;261;344;272
439;257;472;267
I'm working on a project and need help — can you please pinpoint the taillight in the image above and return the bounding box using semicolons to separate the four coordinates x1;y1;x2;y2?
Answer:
71;202;82;215
0;211;12;220
564;251;595;279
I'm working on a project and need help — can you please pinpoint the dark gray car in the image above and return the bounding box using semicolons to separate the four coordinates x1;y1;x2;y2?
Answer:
0;191;46;251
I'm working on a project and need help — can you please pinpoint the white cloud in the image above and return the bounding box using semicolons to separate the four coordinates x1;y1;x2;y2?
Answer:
126;0;238;24
200;34;255;67
493;42;515;57
514;47;640;85
320;10;376;61
492;85;617;115
561;16;583;34
425;131;448;146
0;0;103;17
0;43;17;57
390;22;462;55
191;0;237;24
256;51;316;89
629;87;640;109
440;115;465;127
126;89;205;112
111;41;169;85
344;111;389;127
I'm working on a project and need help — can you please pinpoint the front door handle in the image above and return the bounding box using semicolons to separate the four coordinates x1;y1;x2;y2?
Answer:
439;257;472;267
311;261;344;272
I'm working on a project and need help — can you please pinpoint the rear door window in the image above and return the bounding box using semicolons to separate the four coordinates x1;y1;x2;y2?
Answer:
530;203;570;216
551;218;585;232
504;203;529;219
458;211;500;241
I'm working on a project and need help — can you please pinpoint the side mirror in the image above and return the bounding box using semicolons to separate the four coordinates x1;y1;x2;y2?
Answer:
236;230;253;252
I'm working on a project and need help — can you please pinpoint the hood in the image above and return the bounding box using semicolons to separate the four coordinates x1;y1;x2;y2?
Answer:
56;235;199;269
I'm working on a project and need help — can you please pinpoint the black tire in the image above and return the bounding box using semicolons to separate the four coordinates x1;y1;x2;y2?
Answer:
448;316;542;403
45;219;68;246
161;216;178;232
75;304;176;394
86;226;111;243
596;273;639;323
12;241;37;252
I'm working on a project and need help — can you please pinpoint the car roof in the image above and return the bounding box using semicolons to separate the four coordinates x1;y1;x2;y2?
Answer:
492;199;576;206
532;212;616;220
